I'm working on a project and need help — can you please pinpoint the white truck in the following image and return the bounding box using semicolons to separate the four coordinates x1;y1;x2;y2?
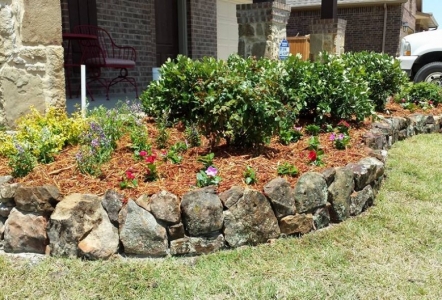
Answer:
397;30;442;85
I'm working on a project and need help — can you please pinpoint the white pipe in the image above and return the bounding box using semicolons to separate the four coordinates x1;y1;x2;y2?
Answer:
81;64;87;118
382;3;387;53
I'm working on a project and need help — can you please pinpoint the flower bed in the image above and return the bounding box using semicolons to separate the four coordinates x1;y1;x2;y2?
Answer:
0;107;441;259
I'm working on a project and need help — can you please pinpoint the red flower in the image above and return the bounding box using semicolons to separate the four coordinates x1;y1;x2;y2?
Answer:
338;120;350;128
125;170;135;180
139;150;147;157
145;155;156;164
308;150;317;161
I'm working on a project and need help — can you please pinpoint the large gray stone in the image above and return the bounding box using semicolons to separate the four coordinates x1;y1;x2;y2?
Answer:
263;177;296;218
279;214;314;235
313;205;331;230
181;187;224;236
101;189;123;226
219;186;244;209
350;185;374;216
223;189;280;248
150;190;181;224
328;167;354;222
48;194;103;257
14;185;61;214
170;234;225;256
119;200;168;257
78;208;119;260
294;172;328;213
347;157;384;191
4;208;48;254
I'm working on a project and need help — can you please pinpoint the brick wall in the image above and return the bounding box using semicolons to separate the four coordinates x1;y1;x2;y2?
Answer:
96;0;155;94
287;4;404;56
187;0;217;59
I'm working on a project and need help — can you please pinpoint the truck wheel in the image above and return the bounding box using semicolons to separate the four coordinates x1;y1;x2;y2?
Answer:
414;62;442;86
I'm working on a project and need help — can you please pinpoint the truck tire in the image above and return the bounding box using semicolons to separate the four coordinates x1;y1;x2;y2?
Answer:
414;62;442;86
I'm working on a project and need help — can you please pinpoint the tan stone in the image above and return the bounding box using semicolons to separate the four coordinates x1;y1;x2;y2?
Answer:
279;214;314;235
4;208;48;254
1;66;45;127
21;0;62;46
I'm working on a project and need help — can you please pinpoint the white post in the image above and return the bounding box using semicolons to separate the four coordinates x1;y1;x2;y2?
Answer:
81;64;87;118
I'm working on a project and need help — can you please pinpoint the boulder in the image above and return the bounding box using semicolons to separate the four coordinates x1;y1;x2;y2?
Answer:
0;182;20;202
321;168;336;186
0;176;13;186
101;189;123;225
219;186;244;209
294;172;328;213
135;194;151;212
78;208;119;260
150;190;181;224
347;157;384;191
328;167;354;222
119;200;168;257
313;205;331;230
223;189;280;247
0;199;14;218
4;208;48;254
350;185;374;216
279;214;314;235
14;185;62;214
48;193;103;257
362;130;387;150
170;234;225;256
181;187;224;236
168;223;185;241
263;177;296;218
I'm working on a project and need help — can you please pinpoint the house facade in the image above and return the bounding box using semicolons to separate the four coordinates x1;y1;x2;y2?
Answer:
286;0;438;56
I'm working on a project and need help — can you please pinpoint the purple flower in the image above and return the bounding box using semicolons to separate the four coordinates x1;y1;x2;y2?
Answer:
91;138;99;148
294;126;302;132
329;133;336;141
338;133;344;140
205;166;218;177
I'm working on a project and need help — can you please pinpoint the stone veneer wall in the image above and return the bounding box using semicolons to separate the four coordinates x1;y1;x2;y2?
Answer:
237;2;291;59
1;112;440;259
0;0;65;128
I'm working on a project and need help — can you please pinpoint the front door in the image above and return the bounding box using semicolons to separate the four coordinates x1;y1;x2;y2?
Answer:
155;0;179;67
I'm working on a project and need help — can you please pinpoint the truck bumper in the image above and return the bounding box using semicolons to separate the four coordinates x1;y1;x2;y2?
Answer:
397;55;418;77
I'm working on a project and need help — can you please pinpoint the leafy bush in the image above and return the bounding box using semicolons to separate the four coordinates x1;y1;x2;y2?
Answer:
297;52;374;121
141;55;288;147
395;82;442;107
342;51;408;111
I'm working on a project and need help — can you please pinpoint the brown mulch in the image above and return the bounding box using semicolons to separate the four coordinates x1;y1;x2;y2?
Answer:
1;102;442;201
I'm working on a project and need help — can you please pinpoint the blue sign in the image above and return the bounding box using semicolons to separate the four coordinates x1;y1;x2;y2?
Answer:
279;39;290;60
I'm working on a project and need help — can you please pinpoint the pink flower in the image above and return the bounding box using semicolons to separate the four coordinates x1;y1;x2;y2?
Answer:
338;133;344;140
145;155;156;164
139;150;147;157
294;126;302;132
205;166;218;177
308;151;317;162
125;170;135;180
329;133;336;141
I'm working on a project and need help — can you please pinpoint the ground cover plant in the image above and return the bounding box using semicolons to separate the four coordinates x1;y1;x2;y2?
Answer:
0;52;437;201
1;134;442;299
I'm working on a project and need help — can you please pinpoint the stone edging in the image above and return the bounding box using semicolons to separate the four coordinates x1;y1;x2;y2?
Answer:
0;113;439;259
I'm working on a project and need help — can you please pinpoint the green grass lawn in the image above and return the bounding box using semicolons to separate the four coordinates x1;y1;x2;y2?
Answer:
1;134;442;299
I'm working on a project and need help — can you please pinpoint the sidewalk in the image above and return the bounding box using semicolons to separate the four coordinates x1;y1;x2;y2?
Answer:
65;92;139;115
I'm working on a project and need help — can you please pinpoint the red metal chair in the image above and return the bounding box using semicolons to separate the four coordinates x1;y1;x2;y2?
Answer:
73;25;138;100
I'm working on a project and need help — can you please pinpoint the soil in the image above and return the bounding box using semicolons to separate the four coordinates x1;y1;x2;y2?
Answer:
0;102;441;201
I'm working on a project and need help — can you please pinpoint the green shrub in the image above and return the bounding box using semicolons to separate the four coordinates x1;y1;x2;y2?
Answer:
342;51;408;111
141;55;288;147
396;82;442;107
284;52;374;121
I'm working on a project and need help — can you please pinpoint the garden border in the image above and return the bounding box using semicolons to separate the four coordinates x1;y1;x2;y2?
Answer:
0;112;440;259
